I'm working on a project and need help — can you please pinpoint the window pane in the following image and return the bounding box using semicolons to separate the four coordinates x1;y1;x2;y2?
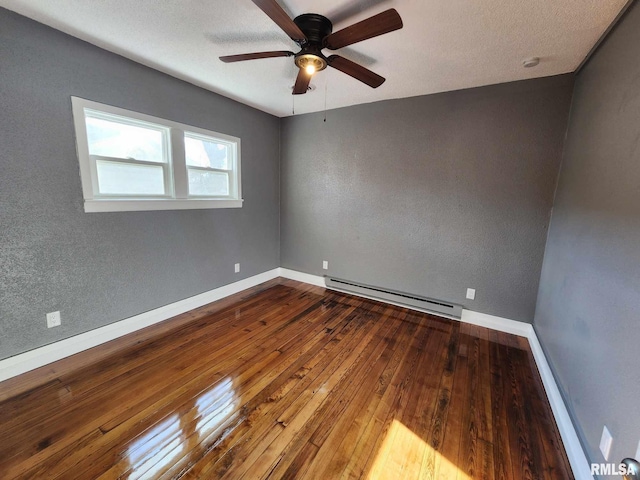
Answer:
188;169;229;196
185;135;229;170
96;160;165;195
86;115;165;163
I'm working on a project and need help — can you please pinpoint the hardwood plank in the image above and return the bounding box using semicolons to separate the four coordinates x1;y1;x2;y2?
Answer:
501;340;544;480
0;282;573;480
489;330;516;480
456;326;490;479
438;323;471;480
137;297;363;480
60;283;299;394
1;284;300;437
323;314;437;479
272;306;408;479
387;316;453;479
474;328;497;480
0;278;284;402
59;293;347;480
418;321;460;479
344;317;431;479
235;304;402;479
0;288;326;477
181;300;384;479
4;287;327;478
515;336;572;480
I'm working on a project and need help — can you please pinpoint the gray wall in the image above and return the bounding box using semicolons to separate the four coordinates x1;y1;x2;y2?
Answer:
280;76;574;322
0;9;280;360
534;1;640;470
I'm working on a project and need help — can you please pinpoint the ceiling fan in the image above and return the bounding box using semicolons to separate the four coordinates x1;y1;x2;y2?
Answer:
220;0;403;94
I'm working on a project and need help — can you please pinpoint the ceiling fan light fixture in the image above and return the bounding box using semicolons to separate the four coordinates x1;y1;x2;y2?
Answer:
295;54;327;74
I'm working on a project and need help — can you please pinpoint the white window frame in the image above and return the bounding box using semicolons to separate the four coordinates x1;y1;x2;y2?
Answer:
71;97;242;213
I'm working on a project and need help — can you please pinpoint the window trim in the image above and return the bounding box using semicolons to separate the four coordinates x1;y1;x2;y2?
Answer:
71;97;242;213
183;129;239;200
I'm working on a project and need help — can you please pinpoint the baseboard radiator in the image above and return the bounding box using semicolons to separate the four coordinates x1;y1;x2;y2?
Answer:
325;277;463;319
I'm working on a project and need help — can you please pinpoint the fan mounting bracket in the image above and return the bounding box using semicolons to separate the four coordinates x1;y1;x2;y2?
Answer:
293;13;333;46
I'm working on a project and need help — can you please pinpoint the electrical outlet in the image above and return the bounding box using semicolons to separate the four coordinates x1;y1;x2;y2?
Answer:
322;260;328;270
466;288;476;300
46;311;61;328
600;426;613;460
234;263;240;273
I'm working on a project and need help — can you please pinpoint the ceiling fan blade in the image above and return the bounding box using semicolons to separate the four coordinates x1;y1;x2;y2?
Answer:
327;55;385;88
293;68;311;95
251;0;307;42
219;51;294;63
324;8;402;50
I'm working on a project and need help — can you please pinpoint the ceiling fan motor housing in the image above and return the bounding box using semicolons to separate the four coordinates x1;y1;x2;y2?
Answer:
293;14;332;72
293;14;333;45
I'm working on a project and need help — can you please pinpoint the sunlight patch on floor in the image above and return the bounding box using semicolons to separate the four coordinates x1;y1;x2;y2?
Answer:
366;419;469;480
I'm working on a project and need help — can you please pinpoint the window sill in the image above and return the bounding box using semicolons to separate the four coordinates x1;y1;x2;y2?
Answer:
84;198;243;213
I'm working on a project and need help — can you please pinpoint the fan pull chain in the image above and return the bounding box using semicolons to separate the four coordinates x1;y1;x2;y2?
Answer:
292;93;295;115
323;78;328;122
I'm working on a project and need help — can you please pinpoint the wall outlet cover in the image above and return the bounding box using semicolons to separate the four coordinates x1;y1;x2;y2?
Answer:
466;288;476;300
322;260;328;270
46;311;61;328
234;263;240;273
599;426;613;460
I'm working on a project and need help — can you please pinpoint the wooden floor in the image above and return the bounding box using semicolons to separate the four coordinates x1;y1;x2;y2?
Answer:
0;279;573;479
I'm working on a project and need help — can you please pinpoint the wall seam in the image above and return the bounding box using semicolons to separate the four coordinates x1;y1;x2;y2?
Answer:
278;117;282;266
575;0;635;74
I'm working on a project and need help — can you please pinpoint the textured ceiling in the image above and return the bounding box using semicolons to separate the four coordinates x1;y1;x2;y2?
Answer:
1;0;629;117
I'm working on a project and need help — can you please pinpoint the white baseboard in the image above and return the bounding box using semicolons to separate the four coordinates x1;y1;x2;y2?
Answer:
278;267;326;287
280;268;593;479
0;268;280;383
460;309;534;337
0;266;592;479
527;328;593;479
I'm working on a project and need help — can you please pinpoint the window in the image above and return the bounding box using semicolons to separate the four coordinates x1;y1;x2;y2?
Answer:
72;97;242;212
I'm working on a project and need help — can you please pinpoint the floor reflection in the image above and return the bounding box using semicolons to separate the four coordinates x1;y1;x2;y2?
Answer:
125;377;238;479
195;377;238;435
126;414;184;479
1;283;570;479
